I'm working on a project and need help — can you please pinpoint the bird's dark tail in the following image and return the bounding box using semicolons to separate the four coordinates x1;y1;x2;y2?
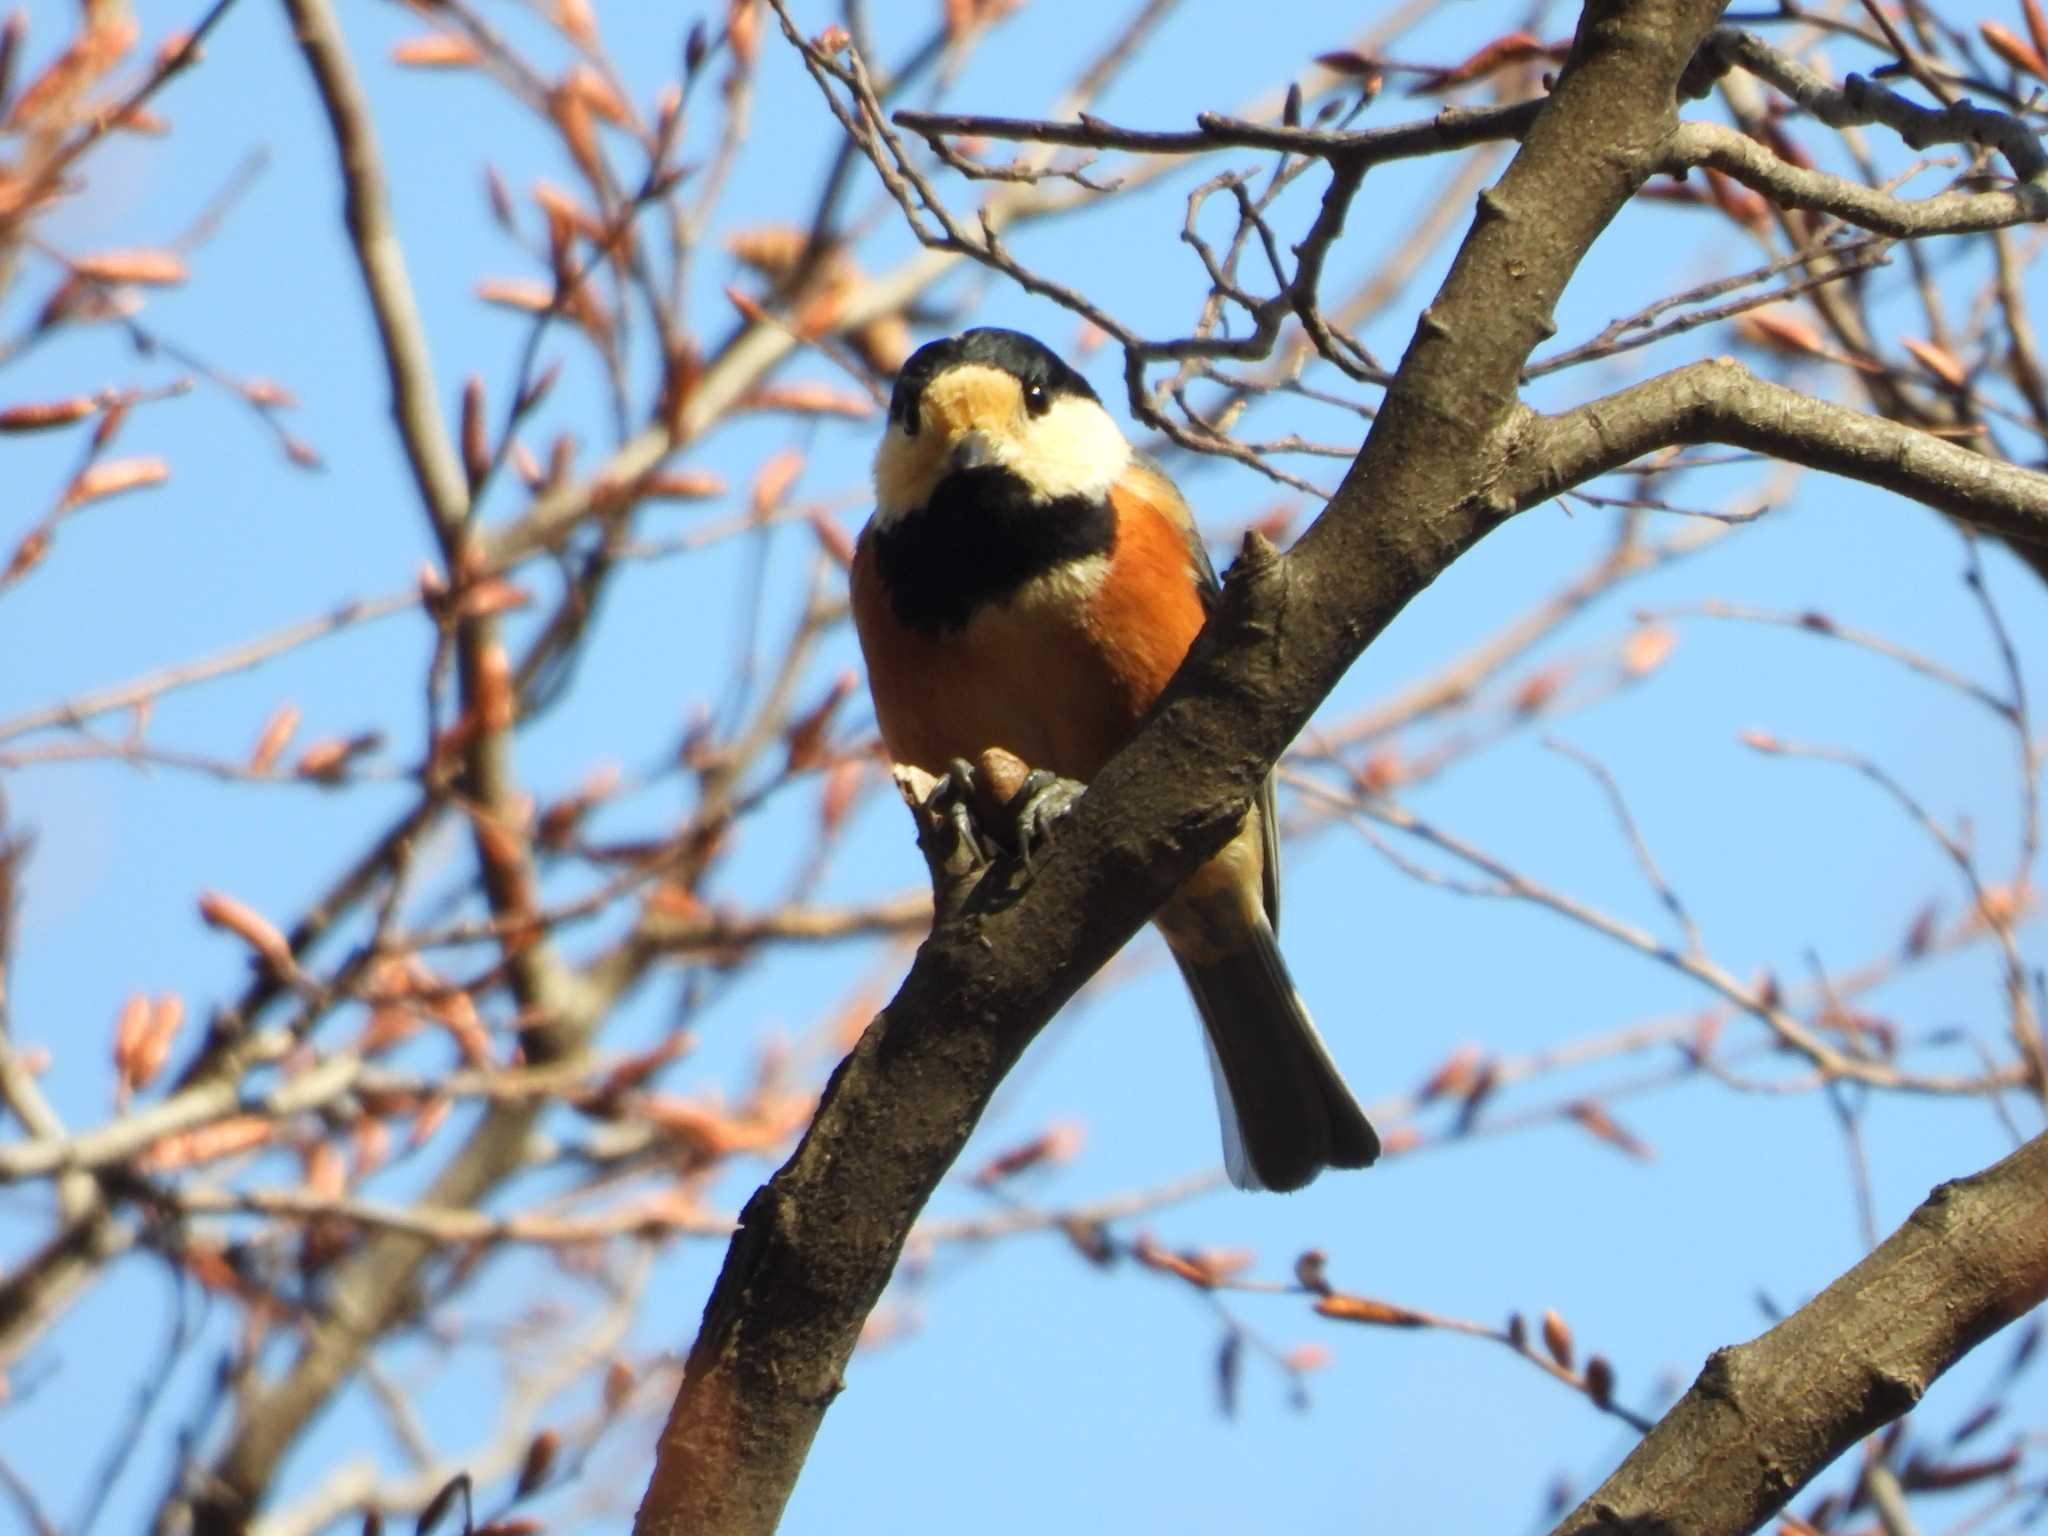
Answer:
1169;916;1379;1193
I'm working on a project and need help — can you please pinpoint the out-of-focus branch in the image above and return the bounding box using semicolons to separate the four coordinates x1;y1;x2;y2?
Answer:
0;1029;319;1181
178;5;590;1530
1312;518;1731;749
1516;359;2048;545
0;1210;133;1375
280;0;466;537
283;0;561;1030
1302;779;2026;1096
250;1248;651;1536
0;807;125;1374
179;1184;733;1247
0;592;417;747
1548;1131;2048;1536
1;0;245;244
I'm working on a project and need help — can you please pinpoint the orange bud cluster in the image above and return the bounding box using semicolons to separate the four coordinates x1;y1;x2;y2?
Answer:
744;382;876;419
1566;1101;1654;1161
1900;336;1968;390
140;1114;275;1172
1132;1235;1221;1288
58;455;169;511
969;1122;1085;1186
8;14;136;131
785;672;856;773
1407;32;1567;95
554;0;599;46
749;450;804;518
1415;1042;1486;1103
1540;1307;1575;1370
602;1358;637;1414
198;890;294;973
2026;0;2048;68
562;64;631;129
113;992;184;1103
392;34;481;69
1621;624;1677;678
586;1033;693;1112
538;763;620;850
727;0;760;71
295;732;381;783
1584;1354;1616;1407
247;704;302;774
0;396;96;432
642;470;726;500
817;758;864;834
71;248;187;286
1313;1293;1428;1327
477;278;554;315
807;510;855;568
4;529;49;584
1983;19;2048;78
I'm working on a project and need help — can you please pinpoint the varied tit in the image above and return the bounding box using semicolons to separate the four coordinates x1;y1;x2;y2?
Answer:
849;326;1379;1193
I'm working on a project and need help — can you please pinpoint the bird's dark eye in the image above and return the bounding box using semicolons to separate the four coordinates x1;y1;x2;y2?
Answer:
896;394;922;437
1023;380;1050;417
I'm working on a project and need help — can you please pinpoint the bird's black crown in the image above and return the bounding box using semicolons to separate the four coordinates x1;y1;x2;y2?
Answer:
887;327;1097;435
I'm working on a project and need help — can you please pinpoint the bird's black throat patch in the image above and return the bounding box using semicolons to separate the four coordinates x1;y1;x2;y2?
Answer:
871;464;1115;633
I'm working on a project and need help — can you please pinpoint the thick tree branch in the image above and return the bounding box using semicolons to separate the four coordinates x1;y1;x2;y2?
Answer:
633;0;1733;1530
1550;1130;2048;1536
1516;358;2048;546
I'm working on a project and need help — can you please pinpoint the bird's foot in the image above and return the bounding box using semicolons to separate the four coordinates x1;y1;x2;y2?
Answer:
932;756;1005;865
892;758;1001;880
964;748;1083;868
892;750;1086;913
1003;768;1083;871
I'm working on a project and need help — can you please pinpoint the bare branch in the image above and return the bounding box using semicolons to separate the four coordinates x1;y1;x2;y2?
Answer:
1685;27;2048;182
1549;1131;2048;1536
1518;358;2048;545
890;98;1542;164
1662;120;2048;236
280;0;468;537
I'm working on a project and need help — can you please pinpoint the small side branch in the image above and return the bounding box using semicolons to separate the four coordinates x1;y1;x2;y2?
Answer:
1517;358;2048;547
1660;27;2048;238
281;0;468;536
1686;28;2048;183
890;99;1542;167
1662;120;2048;237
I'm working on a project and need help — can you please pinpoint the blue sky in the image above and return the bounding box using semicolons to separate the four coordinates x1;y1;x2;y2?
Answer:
2;0;2044;1532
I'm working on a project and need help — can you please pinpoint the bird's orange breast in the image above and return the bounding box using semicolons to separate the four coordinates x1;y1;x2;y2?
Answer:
852;478;1209;783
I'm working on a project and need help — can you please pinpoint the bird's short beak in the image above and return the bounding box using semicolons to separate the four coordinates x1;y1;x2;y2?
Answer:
948;431;998;472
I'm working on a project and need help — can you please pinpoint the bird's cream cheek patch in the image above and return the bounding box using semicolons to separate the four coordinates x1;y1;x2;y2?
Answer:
1011;396;1130;502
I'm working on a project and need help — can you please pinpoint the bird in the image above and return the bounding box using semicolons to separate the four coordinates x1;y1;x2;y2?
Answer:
848;326;1379;1192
